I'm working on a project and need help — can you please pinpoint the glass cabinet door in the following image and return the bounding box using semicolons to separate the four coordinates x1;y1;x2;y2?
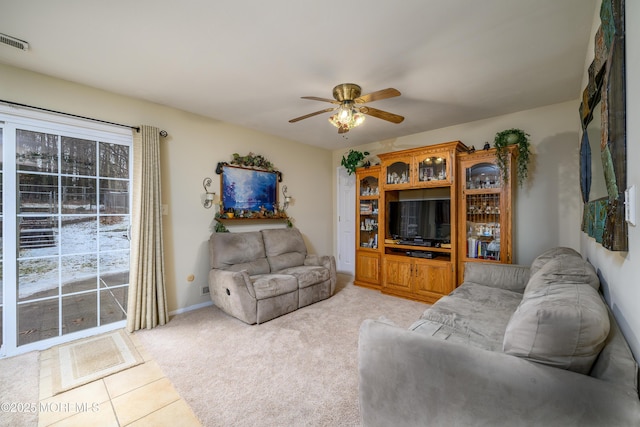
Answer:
358;174;379;250
465;162;501;190
359;199;378;249
385;160;411;185
417;155;448;183
359;175;379;197
464;162;502;260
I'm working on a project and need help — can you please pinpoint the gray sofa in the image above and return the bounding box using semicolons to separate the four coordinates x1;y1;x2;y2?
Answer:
359;247;640;426
208;228;336;324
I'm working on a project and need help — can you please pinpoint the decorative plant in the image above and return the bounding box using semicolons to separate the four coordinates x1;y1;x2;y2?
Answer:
214;221;228;232
230;152;275;171
341;149;370;175
493;128;531;187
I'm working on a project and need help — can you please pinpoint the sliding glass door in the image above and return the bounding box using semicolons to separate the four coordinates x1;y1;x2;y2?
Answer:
0;128;3;351
1;110;132;356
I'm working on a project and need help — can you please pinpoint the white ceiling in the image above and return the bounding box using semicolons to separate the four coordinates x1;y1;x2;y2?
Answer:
0;0;596;150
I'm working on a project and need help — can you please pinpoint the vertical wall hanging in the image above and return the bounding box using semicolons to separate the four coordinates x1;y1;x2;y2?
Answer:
579;0;627;251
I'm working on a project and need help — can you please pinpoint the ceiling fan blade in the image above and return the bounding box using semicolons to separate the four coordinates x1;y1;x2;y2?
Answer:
289;107;336;123
359;106;404;124
301;96;340;104
355;88;401;104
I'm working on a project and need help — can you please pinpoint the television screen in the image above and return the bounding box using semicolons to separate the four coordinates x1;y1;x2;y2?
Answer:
388;199;450;241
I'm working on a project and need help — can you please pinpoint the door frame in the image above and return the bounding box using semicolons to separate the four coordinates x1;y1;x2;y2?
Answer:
0;105;132;358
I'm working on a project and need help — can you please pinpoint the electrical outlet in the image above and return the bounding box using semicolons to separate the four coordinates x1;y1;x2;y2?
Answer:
201;286;210;295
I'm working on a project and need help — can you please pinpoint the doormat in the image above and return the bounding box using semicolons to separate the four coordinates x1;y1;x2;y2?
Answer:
51;329;143;395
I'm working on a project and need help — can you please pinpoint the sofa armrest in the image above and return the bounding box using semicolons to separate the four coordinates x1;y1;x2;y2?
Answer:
304;254;328;267
358;319;640;427
305;255;337;295
210;268;255;297
208;269;257;324
463;262;530;293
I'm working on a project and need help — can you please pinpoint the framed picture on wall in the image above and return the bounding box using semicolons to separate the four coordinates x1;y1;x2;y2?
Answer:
219;164;279;213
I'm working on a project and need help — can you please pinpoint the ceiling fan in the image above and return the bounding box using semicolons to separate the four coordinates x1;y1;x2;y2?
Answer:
289;83;405;134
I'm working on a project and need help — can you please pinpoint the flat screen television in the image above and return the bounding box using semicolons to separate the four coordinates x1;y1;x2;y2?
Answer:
387;199;451;243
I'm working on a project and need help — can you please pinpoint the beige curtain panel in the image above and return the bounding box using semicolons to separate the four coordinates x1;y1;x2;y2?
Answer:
127;125;168;332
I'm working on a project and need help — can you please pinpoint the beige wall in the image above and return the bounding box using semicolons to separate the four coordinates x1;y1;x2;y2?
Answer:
0;63;334;313
579;1;640;359
332;100;583;267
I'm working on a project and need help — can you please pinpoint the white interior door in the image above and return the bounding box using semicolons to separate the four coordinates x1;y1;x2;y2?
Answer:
337;166;355;274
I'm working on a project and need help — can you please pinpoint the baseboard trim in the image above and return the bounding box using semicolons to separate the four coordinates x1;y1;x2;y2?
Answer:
169;300;214;316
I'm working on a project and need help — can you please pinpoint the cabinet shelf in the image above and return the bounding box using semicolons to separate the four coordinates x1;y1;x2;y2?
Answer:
464;188;502;195
385;244;451;254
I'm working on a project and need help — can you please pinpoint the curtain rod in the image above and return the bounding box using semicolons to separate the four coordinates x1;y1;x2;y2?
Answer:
0;98;151;133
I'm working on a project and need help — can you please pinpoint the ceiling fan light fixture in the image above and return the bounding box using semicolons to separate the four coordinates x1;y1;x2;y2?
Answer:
337;103;352;121
291;82;402;132
328;102;365;133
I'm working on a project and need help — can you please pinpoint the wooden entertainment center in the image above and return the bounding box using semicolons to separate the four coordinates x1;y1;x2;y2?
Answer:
354;140;516;304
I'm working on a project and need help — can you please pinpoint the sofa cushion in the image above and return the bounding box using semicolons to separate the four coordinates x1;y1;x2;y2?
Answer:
529;247;581;276
410;283;523;351
463;262;530;293
261;228;307;271
525;254;600;295
209;231;270;275
250;274;298;300
276;265;330;289
503;283;610;374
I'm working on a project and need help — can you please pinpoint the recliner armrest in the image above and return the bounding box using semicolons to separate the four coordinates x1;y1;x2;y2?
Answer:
208;269;258;324
304;255;337;295
210;269;255;298
304;254;329;268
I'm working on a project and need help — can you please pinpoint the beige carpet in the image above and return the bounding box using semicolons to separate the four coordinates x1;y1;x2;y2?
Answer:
135;275;428;427
51;329;143;395
0;351;40;427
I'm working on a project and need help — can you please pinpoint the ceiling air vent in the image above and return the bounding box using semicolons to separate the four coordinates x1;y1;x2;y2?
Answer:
0;33;29;51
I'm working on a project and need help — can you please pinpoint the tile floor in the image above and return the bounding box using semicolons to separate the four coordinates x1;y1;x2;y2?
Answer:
38;332;202;427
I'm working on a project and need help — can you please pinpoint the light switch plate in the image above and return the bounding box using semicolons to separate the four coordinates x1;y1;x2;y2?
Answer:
624;185;636;226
